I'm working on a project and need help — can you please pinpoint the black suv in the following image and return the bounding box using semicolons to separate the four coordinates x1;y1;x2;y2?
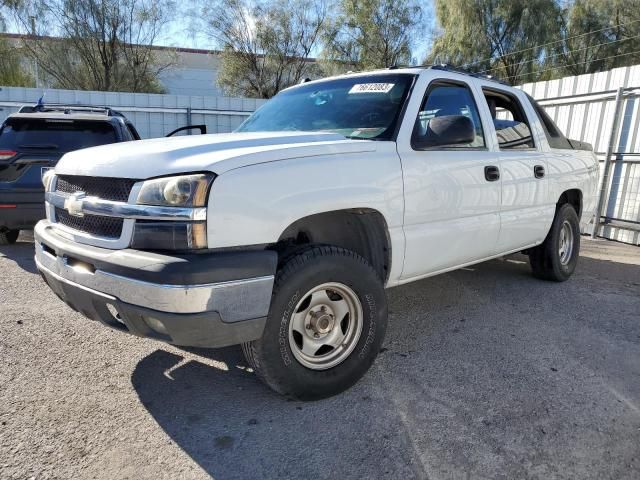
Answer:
0;104;142;244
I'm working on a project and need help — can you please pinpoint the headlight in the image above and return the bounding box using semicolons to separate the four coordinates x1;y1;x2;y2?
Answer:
42;169;56;192
133;173;213;251
136;173;214;207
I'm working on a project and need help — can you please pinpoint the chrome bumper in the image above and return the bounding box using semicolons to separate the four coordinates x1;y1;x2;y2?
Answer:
34;222;275;322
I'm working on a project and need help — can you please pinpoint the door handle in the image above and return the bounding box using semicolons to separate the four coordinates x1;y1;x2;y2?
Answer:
484;165;500;182
534;165;545;179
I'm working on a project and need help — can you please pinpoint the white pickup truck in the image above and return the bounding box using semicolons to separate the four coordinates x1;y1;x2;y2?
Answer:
34;66;599;399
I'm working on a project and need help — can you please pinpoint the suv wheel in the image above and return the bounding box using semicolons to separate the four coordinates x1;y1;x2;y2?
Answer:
0;229;19;245
243;246;388;400
529;203;580;281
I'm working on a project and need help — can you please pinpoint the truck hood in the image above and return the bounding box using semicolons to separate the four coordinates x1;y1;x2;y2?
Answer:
55;131;377;179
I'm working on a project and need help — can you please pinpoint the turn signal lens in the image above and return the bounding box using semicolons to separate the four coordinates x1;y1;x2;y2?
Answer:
0;150;16;161
190;222;207;249
131;221;208;250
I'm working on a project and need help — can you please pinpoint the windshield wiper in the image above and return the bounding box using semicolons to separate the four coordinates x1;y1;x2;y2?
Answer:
18;144;60;150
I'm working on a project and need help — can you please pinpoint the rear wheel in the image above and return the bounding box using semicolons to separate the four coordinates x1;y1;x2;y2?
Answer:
0;229;19;245
243;246;387;400
529;203;580;281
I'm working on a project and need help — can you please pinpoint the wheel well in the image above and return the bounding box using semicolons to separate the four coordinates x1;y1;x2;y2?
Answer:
275;209;391;282
558;189;582;219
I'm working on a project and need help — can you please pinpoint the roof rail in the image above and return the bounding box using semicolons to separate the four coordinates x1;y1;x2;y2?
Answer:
379;62;510;85
429;64;510;85
18;103;127;118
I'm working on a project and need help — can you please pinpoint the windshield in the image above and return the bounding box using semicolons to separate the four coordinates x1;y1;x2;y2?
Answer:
0;119;118;152
237;74;416;140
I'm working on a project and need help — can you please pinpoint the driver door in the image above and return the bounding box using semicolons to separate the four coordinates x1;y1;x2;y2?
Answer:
396;78;502;280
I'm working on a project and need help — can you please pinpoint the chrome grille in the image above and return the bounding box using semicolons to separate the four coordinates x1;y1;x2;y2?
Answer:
56;175;137;202
55;207;124;239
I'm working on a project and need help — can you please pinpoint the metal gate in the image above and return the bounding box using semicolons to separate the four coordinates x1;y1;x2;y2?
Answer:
523;65;640;245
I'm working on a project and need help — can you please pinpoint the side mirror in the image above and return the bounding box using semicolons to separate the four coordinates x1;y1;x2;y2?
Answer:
165;125;207;137
414;115;475;149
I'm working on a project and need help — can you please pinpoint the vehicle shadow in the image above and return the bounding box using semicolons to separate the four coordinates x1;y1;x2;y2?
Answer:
130;249;639;480
0;231;38;274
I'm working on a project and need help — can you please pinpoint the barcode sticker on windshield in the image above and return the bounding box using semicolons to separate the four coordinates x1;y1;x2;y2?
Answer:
348;83;395;94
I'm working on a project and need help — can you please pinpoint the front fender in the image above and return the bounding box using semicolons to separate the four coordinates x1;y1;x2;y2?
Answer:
206;144;405;281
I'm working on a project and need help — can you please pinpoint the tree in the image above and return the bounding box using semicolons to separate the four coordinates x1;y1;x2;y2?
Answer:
429;0;560;84
10;0;174;92
199;0;327;98
0;1;33;86
551;0;611;76
0;36;33;86
321;0;424;71
551;0;640;76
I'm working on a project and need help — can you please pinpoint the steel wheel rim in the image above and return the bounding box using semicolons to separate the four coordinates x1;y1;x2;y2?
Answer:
288;282;363;370
559;220;574;265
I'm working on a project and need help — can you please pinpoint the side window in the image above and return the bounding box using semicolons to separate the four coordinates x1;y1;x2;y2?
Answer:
527;95;573;149
412;82;485;149
483;89;535;149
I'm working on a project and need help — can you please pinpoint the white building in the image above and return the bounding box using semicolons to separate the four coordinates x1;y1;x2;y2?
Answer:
154;45;224;96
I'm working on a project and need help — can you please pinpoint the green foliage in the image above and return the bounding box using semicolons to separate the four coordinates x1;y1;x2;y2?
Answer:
551;0;640;77
0;36;33;86
321;0;424;71
429;0;560;84
9;0;173;93
430;0;640;84
204;0;326;98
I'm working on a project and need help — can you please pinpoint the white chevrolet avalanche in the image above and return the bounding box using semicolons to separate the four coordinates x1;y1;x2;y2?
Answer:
35;66;599;399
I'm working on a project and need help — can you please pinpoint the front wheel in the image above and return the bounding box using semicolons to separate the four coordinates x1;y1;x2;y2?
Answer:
243;246;388;400
0;229;19;245
529;203;580;281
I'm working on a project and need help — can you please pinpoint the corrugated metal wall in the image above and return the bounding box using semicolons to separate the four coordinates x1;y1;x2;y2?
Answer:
521;65;640;245
0;86;267;138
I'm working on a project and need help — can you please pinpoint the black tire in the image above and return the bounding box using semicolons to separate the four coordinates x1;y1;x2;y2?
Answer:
243;246;388;400
0;229;19;245
529;203;580;282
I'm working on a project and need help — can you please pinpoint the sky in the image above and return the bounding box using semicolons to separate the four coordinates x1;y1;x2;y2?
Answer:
3;3;436;63
155;14;435;62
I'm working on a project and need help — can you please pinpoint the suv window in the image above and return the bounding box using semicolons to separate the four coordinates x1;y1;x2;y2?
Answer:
527;95;573;149
412;82;485;149
483;89;535;149
0;119;118;152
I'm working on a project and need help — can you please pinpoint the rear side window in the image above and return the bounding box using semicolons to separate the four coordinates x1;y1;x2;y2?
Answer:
527;95;573;149
0;119;118;152
483;89;535;149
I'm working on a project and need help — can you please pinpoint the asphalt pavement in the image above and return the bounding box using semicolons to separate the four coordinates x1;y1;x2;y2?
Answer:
1;232;639;479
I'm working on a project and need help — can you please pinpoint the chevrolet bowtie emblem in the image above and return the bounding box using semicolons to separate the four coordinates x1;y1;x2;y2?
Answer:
64;192;86;217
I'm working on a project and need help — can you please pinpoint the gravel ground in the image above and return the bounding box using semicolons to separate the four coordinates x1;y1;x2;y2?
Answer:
1;233;639;480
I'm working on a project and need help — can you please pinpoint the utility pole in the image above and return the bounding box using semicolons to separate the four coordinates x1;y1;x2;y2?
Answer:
30;16;40;89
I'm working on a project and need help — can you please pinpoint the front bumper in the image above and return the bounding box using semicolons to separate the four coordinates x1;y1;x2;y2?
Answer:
34;221;276;347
